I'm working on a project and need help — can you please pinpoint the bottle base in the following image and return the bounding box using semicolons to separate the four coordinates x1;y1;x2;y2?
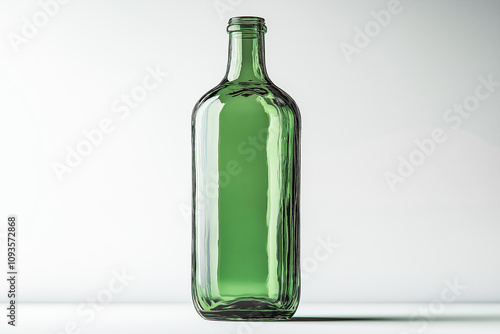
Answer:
195;299;297;321
199;309;295;321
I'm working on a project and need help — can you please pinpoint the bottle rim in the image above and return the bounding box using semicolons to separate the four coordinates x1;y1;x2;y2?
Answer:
227;16;267;33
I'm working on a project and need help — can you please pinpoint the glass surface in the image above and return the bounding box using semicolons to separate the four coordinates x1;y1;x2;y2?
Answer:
191;16;301;321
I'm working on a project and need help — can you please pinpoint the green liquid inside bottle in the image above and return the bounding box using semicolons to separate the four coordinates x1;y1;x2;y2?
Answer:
218;101;271;297
192;16;300;320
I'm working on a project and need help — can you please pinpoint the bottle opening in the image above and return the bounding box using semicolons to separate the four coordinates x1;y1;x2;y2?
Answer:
227;16;267;34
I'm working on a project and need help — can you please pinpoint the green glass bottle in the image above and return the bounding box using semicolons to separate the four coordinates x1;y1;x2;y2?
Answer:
191;16;300;321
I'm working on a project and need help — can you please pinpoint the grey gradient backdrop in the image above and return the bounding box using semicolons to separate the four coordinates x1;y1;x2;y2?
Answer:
0;0;499;303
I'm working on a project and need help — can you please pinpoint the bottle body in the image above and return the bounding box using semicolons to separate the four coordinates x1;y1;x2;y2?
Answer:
191;17;300;321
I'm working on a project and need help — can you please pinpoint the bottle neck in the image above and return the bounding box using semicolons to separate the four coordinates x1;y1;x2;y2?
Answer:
224;32;268;83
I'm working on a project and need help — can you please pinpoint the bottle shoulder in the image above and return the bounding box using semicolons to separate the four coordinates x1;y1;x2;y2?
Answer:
192;80;300;120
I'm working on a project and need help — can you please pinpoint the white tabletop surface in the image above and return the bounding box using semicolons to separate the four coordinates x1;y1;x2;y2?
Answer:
3;303;500;334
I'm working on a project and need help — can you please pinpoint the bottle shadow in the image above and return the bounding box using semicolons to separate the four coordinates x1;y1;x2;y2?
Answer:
287;315;500;322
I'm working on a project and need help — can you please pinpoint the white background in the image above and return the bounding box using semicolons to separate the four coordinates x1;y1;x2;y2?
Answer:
0;0;499;304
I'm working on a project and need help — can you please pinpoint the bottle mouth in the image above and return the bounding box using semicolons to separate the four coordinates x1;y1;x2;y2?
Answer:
227;16;267;33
